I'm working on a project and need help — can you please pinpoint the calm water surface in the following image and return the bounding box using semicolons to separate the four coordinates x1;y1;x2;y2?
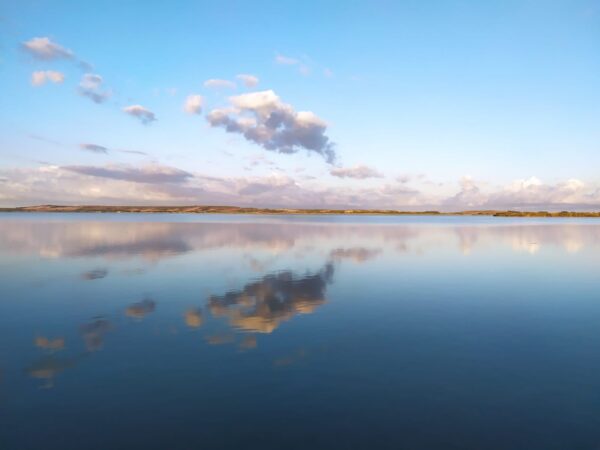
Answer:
1;213;600;449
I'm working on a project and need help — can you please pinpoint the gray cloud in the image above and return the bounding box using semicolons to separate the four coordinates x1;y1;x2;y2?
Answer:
78;74;110;104
207;90;336;163
63;164;193;184
80;143;108;154
123;105;156;124
330;165;383;179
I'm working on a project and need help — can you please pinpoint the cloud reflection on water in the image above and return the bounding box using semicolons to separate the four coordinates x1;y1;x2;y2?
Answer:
208;263;334;334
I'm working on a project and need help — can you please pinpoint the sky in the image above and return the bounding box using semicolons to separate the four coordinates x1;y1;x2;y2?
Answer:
1;0;599;210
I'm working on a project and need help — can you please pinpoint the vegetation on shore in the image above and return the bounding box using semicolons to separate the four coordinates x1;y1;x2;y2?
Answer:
0;205;599;217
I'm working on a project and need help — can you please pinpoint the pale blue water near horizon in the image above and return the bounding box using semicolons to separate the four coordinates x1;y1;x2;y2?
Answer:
1;213;600;449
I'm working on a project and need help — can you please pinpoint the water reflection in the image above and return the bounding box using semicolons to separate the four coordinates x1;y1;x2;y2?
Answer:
329;247;381;263
25;355;82;389
184;308;204;328
4;215;600;449
34;336;65;352
125;299;157;320
208;263;334;334
80;318;112;352
2;217;600;263
81;268;108;280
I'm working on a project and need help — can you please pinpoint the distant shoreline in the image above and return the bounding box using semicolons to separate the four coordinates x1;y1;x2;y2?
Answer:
1;205;599;217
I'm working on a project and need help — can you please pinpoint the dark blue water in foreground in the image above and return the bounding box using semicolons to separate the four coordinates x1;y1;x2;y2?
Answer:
1;213;600;449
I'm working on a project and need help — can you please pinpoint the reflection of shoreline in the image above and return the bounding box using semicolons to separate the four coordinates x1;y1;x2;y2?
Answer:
2;220;599;263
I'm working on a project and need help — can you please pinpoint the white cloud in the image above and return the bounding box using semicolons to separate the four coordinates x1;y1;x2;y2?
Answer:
330;165;383;179
183;94;203;114
123;105;156;124
204;79;236;89
21;36;91;70
236;74;259;88
78;74;110;103
31;71;65;86
206;90;336;163
22;37;74;61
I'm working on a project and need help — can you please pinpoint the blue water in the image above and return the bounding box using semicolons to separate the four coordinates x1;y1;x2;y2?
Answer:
1;213;600;449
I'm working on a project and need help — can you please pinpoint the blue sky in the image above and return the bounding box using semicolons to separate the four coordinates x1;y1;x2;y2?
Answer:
1;0;599;209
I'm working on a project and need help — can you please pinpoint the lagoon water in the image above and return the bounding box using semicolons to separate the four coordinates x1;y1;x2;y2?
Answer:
1;213;600;449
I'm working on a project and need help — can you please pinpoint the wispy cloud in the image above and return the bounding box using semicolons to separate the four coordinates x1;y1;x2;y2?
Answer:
275;54;299;65
275;54;311;76
78;143;146;156
204;79;236;89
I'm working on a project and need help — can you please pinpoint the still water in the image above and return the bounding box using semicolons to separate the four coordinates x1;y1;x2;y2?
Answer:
1;213;600;449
